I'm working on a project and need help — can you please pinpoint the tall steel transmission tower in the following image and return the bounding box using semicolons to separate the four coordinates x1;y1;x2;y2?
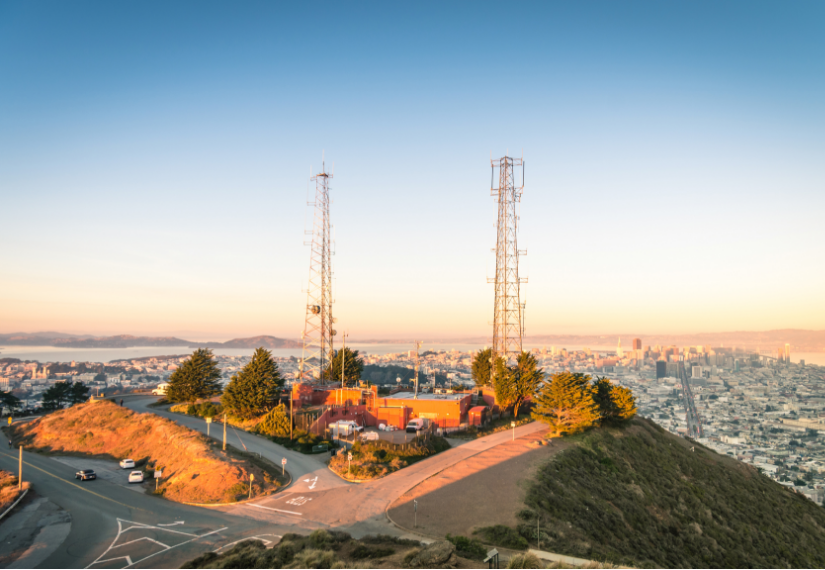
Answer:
300;159;335;383
489;154;526;365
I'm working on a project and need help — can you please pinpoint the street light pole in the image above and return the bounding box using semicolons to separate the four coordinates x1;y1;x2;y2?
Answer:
18;445;22;491
223;413;227;451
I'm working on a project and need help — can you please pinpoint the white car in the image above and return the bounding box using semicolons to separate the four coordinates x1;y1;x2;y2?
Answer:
128;471;144;484
119;459;135;469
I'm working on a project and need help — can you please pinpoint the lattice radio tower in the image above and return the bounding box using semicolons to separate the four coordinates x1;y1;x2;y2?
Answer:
489;154;526;365
300;157;335;383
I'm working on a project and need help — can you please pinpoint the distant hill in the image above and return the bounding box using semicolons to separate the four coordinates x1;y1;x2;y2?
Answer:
191;335;302;349
0;332;300;350
519;417;825;567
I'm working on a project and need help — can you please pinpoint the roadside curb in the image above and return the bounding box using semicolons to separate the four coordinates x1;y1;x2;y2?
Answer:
0;488;29;522
326;463;383;484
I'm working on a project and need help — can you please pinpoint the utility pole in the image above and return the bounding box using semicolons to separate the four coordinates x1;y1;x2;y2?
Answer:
341;331;348;393
18;446;22;491
222;413;227;451
300;155;335;384
412;341;422;399
290;391;294;441
489;153;526;367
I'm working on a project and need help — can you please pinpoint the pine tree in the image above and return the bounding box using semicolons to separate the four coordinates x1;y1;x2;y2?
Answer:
611;385;637;422
510;351;544;418
324;347;364;387
0;390;21;414
69;382;90;404
531;372;600;436
257;404;291;436
493;357;516;411
593;376;618;422
42;382;72;410
471;348;494;387
221;347;283;419
592;376;637;424
166;348;223;404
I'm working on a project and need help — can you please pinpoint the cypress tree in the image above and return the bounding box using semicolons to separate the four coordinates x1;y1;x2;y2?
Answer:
221;347;283;419
166;348;223;404
471;348;494;387
324;347;364;387
611;385;637;422
593;376;638;424
531;372;600;436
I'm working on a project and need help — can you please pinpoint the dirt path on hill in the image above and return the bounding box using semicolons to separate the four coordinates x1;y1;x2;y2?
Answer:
387;428;569;538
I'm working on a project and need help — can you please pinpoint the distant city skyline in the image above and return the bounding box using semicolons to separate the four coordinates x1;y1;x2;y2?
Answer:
2;2;823;339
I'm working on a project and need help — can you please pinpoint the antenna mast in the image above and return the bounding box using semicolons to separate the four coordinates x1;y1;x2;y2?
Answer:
489;154;526;365
300;156;335;383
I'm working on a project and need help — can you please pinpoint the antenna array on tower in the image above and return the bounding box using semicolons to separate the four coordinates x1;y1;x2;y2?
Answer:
489;154;527;365
300;159;335;383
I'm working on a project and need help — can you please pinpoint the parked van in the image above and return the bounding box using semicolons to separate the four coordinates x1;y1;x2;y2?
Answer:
330;420;363;438
151;383;169;396
406;418;430;433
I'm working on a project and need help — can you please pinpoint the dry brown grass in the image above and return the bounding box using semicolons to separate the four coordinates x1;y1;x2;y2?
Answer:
0;469;29;513
9;400;283;504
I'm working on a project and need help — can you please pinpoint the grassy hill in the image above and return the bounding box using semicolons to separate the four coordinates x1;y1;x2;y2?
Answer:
518;417;825;567
8;400;287;504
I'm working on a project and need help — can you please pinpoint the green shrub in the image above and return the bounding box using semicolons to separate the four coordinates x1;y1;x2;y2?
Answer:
475;525;529;550
445;534;487;560
350;543;394;559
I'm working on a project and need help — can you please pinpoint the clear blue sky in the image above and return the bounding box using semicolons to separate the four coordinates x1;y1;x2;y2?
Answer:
1;1;823;340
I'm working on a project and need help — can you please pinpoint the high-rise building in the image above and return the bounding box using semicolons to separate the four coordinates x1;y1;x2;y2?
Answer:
632;338;642;350
785;343;791;365
656;360;667;379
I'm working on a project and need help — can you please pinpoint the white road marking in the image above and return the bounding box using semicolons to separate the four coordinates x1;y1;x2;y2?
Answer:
87;518;229;569
214;534;281;552
303;476;318;490
286;496;312;506
157;521;185;527
244;503;302;516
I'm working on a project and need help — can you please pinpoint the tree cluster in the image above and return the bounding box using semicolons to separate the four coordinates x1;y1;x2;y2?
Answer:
324;347;364;387
221;347;284;419
41;381;90;410
471;349;544;418
0;390;21;414
531;372;636;436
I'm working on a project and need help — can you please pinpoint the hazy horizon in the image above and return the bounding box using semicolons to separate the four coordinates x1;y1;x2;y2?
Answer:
2;1;823;339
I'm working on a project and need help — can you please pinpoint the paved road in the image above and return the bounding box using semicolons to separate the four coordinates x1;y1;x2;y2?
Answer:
127;396;546;535
123;397;346;496
0;449;301;569
237;420;547;535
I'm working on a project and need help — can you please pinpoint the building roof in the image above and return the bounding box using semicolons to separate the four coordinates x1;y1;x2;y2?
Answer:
383;391;469;401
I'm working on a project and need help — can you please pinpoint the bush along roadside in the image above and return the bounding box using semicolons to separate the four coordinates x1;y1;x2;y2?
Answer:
448;415;533;440
329;435;451;481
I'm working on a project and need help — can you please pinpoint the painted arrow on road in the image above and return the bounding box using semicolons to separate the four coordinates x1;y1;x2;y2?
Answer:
303;476;318;490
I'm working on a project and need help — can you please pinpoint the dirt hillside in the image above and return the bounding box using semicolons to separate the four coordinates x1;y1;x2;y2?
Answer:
9;400;281;504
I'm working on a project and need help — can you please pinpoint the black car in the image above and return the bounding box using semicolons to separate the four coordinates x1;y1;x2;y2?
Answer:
76;469;96;481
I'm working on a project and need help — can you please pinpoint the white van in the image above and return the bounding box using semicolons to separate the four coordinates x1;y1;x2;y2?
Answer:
330;420;363;438
406;418;430;433
151;383;169;396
